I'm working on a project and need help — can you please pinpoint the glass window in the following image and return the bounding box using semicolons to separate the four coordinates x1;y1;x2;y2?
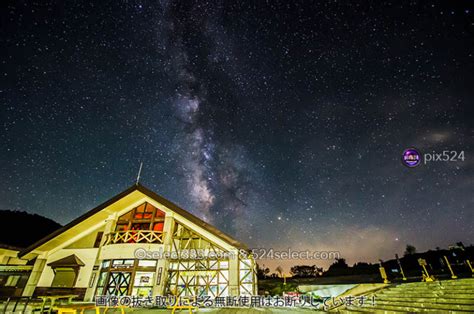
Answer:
96;259;158;297
112;260;124;267
143;203;154;219
138;260;157;267
112;259;134;268
240;260;251;270
123;260;134;266
196;261;207;270
94;232;104;248
114;202;166;238
209;285;218;296
187;276;196;285
210;261;218;269
155;207;166;218
97;272;108;287
118;211;132;222
132;287;152;297
241;283;253;295
115;223;128;232
131;223;149;230
219;284;228;297
133;272;154;287
197;276;206;286
134;204;147;219
240;270;251;282
219;270;229;282
210;274;218;284
5;275;20;287
152;222;164;232
197;286;206;297
51;268;76;287
165;222;233;298
178;262;187;270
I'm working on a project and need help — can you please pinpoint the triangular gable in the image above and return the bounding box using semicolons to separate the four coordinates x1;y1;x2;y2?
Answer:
19;183;247;257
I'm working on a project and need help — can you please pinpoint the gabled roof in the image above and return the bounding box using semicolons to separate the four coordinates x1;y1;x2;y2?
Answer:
48;254;85;267
19;183;247;257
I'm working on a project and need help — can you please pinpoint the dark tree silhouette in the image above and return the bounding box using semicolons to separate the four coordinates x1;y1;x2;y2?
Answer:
290;265;322;277
404;244;417;256
323;258;351;276
256;263;270;279
0;210;62;249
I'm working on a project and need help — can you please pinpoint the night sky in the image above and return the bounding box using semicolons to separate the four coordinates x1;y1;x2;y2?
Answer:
1;1;473;271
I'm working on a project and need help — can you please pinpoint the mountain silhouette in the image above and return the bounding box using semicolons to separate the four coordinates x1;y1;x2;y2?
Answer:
0;210;62;249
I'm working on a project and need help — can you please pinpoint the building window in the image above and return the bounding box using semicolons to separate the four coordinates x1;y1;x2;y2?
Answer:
168;260;229;298
239;258;256;295
5;275;21;287
95;259;157;297
132;272;154;297
47;254;85;288
115;202;166;232
94;232;104;248
166;221;233;298
106;203;166;244
51;268;77;287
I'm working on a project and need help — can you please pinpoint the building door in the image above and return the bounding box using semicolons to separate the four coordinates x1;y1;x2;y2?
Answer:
105;272;131;296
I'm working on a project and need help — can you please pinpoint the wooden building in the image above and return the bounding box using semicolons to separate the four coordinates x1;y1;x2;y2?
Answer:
0;184;257;301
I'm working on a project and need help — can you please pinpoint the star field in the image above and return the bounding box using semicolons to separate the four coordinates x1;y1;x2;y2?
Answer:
1;0;473;270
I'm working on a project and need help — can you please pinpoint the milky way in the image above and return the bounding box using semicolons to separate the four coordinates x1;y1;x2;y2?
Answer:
1;0;473;271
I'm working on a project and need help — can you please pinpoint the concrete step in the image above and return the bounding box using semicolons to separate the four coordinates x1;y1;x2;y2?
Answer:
436;293;474;299
395;280;473;284
384;299;474;309
380;288;474;294
347;304;429;312
376;296;474;305
441;282;474;286
383;289;474;295
346;304;473;313
379;291;474;298
389;285;474;290
397;280;474;287
339;279;474;313
389;285;474;291
358;300;474;311
440;279;474;284
441;284;474;288
378;293;474;299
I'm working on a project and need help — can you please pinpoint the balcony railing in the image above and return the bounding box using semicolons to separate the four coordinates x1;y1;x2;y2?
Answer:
105;230;164;244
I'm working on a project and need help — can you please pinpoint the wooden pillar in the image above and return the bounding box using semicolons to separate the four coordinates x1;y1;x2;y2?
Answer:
153;215;175;296
84;215;116;301
22;257;46;297
228;249;240;296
